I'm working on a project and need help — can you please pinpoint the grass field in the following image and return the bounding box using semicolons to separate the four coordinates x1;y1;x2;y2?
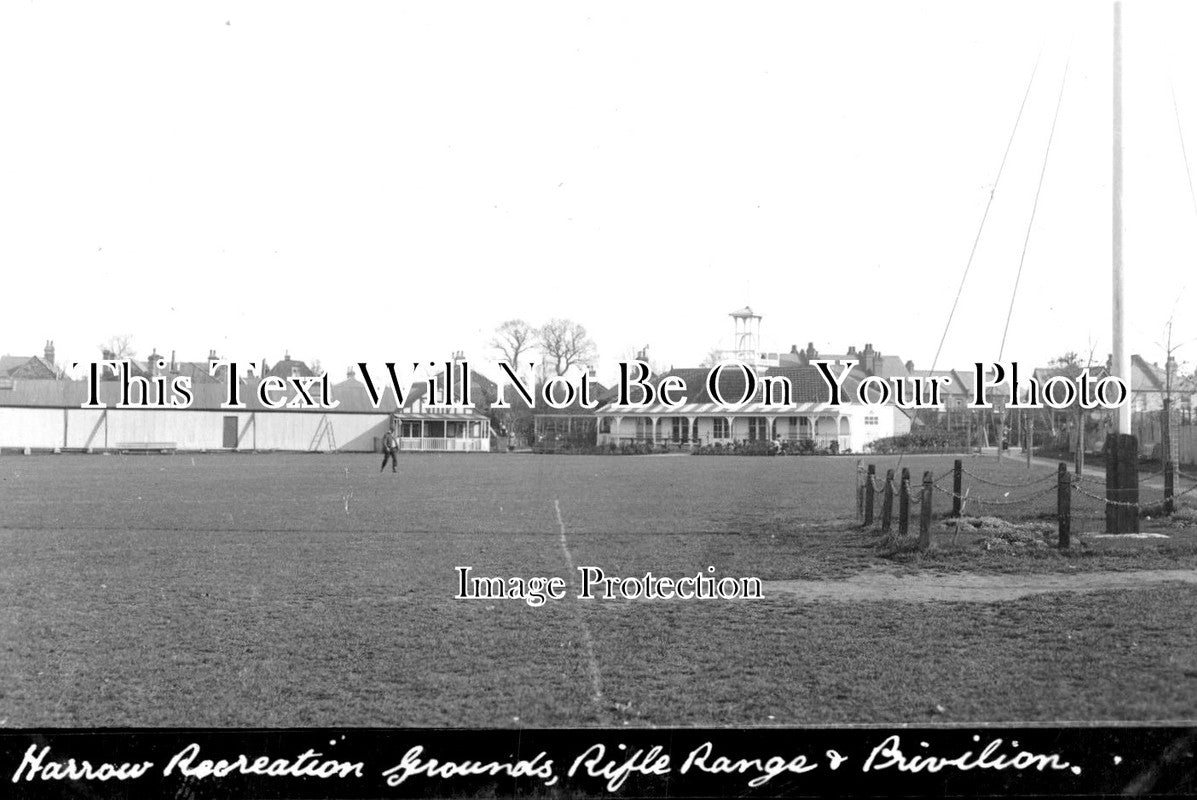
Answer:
1;452;1195;727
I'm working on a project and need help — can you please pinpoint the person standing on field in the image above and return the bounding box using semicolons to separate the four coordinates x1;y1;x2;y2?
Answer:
381;426;399;473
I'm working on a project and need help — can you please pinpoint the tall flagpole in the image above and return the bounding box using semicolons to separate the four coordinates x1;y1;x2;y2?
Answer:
1107;0;1139;533
1112;0;1131;434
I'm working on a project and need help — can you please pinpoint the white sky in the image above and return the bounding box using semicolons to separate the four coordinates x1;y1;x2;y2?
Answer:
2;1;1195;385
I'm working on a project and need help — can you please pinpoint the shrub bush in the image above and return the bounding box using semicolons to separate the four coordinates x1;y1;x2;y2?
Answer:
869;428;967;454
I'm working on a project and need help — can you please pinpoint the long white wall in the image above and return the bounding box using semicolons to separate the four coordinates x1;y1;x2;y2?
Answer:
0;407;392;452
0;408;64;449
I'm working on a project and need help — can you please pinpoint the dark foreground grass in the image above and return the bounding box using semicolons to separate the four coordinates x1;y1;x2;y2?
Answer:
1;452;1194;726
586;586;1197;726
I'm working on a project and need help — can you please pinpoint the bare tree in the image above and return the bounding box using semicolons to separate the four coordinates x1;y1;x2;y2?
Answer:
99;334;136;360
1153;299;1195;490
491;320;537;373
1154;300;1195;410
1046;339;1100;473
539;319;598;377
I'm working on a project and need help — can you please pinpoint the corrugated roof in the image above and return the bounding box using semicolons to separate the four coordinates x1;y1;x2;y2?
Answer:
0;379;230;409
0;379;75;406
389;409;488;421
0;378;398;412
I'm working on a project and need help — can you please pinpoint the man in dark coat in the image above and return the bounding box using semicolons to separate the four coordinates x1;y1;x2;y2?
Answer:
381;427;399;473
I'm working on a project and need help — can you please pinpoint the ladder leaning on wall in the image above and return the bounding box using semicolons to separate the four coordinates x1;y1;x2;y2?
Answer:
310;414;337;452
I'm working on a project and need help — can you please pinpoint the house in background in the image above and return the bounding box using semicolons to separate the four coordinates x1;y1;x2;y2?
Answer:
594;362;909;453
390;353;493;452
780;341;913;384
597;314;916;453
531;369;612;453
111;347;226;385
1;341;63;381
263;351;317;381
904;368;973;414
167;349;225;385
1127;355;1192;415
1121;354;1196;459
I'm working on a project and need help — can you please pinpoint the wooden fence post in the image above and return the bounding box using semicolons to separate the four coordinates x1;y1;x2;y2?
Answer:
864;464;876;526
1105;433;1139;534
898;467;910;536
1162;399;1173;515
952;458;963;518
918;470;933;550
856;460;864;520
1057;461;1071;549
1164;458;1175;516
881;469;894;533
1026;416;1034;468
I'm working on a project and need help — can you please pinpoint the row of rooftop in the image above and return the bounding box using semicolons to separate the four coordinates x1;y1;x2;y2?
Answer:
1;342;318;383
3;337;1194;416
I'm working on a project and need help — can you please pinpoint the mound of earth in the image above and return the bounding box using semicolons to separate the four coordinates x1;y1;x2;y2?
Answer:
938;516;1056;550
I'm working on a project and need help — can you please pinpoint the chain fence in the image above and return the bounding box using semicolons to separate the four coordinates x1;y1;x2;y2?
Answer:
853;455;1197;549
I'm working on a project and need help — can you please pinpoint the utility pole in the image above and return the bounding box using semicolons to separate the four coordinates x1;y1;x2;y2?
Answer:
1075;403;1085;475
1163;343;1174;513
1159;316;1188;514
1106;0;1125;438
1026;415;1034;468
1112;0;1130;437
1107;0;1139;533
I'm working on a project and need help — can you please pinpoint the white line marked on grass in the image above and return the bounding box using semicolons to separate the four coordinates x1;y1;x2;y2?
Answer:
555;498;608;722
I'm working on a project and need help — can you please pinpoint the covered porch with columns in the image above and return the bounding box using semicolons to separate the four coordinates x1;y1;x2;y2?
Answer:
393;411;492;452
596;404;855;452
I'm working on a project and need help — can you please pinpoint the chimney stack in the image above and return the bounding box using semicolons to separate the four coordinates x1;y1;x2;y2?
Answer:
44;340;55;364
170;350;177;373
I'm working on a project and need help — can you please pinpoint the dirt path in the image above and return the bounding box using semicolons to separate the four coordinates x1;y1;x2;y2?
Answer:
763;567;1197;603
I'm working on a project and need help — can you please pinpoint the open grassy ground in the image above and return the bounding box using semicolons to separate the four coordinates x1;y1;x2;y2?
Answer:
1;452;1194;727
